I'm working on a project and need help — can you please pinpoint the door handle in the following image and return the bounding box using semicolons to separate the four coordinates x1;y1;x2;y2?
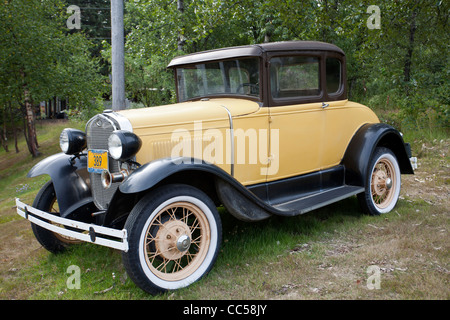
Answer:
321;102;329;109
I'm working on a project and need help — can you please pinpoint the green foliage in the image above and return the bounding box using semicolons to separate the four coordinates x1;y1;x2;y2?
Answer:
0;0;106;117
349;0;449;130
119;0;449;129
1;0;448;129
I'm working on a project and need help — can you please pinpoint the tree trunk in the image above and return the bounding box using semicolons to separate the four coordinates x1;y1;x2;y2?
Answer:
20;70;40;157
31;98;39;149
403;10;417;84
24;97;40;157
10;102;19;153
1;106;9;152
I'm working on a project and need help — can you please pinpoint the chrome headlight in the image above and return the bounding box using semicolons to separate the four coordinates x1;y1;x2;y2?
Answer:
59;128;86;155
108;130;142;161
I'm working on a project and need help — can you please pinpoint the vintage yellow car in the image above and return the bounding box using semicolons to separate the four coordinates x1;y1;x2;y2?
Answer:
16;41;414;294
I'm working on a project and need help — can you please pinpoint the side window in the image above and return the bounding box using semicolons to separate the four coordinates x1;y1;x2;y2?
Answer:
270;56;320;99
326;58;342;94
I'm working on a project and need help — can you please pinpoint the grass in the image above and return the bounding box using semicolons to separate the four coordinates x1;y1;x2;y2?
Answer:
0;119;448;300
5;198;446;300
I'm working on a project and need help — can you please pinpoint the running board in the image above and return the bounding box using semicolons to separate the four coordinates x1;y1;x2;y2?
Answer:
216;179;365;221
272;185;365;216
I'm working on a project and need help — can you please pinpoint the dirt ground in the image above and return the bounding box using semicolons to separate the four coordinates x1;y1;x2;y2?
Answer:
401;139;449;206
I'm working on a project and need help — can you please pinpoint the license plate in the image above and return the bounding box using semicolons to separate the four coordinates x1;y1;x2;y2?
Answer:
88;150;109;173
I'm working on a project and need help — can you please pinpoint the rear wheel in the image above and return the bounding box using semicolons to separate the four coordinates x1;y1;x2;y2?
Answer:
31;181;81;253
122;184;222;294
358;147;401;215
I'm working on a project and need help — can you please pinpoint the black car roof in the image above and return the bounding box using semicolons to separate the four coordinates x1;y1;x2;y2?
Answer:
168;41;344;68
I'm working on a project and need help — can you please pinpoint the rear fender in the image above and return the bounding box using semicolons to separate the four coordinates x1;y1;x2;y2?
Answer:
342;123;414;187
28;153;95;220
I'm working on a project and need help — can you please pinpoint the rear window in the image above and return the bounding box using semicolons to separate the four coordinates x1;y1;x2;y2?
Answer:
326;58;342;94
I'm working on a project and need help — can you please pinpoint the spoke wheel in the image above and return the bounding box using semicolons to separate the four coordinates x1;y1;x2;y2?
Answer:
144;201;210;281
358;147;401;215
48;198;82;245
31;181;79;253
123;184;222;294
370;158;396;210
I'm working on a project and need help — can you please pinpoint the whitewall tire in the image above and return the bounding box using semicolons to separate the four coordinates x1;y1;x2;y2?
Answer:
122;184;222;294
358;147;401;215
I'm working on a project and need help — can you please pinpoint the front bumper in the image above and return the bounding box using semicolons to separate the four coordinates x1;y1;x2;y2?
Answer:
15;198;128;252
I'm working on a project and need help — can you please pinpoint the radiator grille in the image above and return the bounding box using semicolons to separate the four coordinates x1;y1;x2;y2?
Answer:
86;115;120;210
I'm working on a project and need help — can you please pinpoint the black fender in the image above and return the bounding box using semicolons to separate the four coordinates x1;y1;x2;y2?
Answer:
119;157;235;194
28;153;95;220
114;157;272;223
342;123;414;187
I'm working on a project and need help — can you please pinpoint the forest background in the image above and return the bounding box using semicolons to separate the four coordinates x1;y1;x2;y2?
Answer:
0;0;448;157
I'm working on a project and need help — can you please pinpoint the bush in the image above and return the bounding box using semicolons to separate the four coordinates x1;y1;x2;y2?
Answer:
68;99;105;121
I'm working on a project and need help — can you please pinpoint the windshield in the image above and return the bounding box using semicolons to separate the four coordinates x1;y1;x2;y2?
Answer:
176;58;260;102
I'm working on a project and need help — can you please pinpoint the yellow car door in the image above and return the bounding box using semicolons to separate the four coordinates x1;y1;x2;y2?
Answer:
266;55;325;182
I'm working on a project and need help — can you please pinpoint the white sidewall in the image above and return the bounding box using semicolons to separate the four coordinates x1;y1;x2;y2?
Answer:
138;196;218;290
369;152;401;214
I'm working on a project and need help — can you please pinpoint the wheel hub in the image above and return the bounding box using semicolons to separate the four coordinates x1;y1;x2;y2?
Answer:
155;220;191;260
176;234;191;252
385;177;392;189
373;170;390;196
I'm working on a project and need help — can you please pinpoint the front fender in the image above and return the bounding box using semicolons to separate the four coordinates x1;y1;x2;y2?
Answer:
342;123;414;187
119;157;232;194
115;157;272;223
28;153;95;219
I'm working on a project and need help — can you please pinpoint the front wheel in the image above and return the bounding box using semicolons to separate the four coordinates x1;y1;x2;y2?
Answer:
122;184;222;294
31;181;81;253
358;147;401;215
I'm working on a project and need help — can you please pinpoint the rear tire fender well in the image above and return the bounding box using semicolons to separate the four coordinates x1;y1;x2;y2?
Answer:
342;123;414;187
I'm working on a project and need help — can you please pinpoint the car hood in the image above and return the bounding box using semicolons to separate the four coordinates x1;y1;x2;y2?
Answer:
118;98;260;132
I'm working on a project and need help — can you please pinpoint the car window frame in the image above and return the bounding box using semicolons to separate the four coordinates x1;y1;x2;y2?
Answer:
265;51;347;107
173;57;264;103
266;52;324;107
269;55;321;101
324;52;346;100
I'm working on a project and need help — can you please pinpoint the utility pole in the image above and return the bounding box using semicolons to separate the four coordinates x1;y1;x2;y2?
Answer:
111;0;125;111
